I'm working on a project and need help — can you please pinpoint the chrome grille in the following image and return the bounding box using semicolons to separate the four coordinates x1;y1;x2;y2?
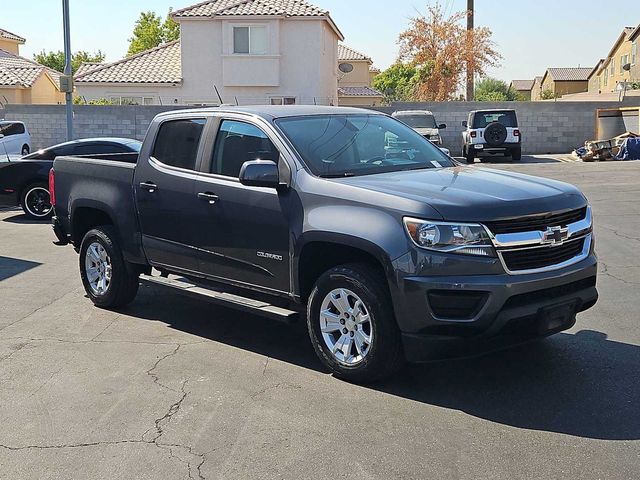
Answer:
484;207;588;235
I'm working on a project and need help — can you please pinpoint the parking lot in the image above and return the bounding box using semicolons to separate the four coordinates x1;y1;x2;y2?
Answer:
0;160;638;479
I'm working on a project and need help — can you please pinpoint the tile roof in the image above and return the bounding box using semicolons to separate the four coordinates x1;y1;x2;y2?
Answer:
0;49;61;88
338;44;370;62
338;86;383;97
173;0;327;17
0;28;25;43
75;41;182;84
75;62;104;77
546;67;592;82
510;79;534;91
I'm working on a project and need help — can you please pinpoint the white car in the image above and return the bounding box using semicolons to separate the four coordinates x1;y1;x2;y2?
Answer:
0;121;32;158
392;110;447;145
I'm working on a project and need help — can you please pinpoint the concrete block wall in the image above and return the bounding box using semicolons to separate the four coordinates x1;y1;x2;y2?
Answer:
374;99;640;154
4;101;640;153
3;105;195;150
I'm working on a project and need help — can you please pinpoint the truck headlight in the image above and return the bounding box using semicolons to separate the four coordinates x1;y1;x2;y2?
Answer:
403;218;496;257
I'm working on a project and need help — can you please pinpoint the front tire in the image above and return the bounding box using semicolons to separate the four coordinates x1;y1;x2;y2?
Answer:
79;226;140;309
465;146;475;164
307;263;403;383
20;183;53;220
511;147;522;161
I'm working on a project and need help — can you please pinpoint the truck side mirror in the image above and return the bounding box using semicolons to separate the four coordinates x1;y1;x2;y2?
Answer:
239;160;280;189
438;124;447;130
461;121;468;128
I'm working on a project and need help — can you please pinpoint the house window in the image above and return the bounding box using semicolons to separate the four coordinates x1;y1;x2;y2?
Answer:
610;59;615;76
632;41;637;65
620;55;629;72
270;97;296;106
233;26;267;55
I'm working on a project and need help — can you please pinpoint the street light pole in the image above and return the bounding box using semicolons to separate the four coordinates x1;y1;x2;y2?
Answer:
62;0;73;141
466;0;474;102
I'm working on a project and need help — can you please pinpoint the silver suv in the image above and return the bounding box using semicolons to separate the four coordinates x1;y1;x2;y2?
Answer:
392;110;446;146
462;109;522;163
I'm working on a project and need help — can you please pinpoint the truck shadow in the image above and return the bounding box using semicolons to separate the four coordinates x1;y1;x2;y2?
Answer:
129;285;639;441
0;255;42;281
2;213;47;225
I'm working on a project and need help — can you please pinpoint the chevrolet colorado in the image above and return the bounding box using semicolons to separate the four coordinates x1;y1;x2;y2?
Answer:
50;106;598;382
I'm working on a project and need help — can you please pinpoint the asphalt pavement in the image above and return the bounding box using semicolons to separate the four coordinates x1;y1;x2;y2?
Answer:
0;160;638;479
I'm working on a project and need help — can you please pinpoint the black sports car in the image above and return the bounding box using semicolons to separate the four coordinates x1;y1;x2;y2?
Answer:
0;137;141;220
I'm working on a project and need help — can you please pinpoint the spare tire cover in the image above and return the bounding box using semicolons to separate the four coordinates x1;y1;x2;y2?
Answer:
484;122;508;146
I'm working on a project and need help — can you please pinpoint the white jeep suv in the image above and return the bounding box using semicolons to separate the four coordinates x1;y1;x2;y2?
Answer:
462;109;521;163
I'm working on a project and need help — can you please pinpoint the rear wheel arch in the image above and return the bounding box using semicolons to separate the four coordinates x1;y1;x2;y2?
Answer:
71;206;117;247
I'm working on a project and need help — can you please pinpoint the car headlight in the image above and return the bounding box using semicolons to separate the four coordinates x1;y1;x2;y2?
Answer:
403;218;496;257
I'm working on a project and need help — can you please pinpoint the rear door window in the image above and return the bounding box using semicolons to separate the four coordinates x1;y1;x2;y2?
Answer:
0;122;25;136
152;119;206;170
73;143;130;156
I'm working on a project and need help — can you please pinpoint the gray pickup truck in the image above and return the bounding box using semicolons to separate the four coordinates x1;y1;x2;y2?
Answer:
50;106;598;383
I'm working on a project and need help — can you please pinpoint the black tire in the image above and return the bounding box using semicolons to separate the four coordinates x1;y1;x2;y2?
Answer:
465;146;475;164
511;147;522;161
307;263;403;383
79;226;140;309
20;183;53;220
21;145;30;156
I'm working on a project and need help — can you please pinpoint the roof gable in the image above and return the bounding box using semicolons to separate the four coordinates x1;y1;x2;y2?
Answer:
74;41;182;84
0;28;25;44
338;44;371;62
543;67;592;83
0;49;61;88
173;0;344;39
510;79;534;91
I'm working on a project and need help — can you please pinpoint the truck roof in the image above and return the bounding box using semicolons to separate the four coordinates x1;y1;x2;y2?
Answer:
156;105;386;121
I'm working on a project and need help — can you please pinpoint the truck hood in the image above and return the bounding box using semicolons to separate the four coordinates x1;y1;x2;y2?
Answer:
335;167;587;222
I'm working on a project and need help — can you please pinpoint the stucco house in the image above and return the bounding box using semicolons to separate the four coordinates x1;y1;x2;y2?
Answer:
530;76;543;101
538;68;591;99
75;0;344;106
0;28;25;55
509;79;534;101
0;30;65;106
588;25;639;94
336;44;383;106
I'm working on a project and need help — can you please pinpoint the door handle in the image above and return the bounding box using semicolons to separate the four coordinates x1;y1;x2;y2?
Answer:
140;182;158;193
198;192;219;205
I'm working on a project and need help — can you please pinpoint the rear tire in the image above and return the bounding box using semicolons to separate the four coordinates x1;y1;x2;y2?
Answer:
465;147;475;164
511;148;522;161
21;145;30;156
20;183;53;220
79;226;140;309
307;263;403;384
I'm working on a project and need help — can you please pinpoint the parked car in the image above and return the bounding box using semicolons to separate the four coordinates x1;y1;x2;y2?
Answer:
0;121;32;157
392;110;446;145
0;137;141;219
462;109;522;163
50;106;598;383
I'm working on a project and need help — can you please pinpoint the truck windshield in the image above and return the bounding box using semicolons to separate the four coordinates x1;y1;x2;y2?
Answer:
396;114;437;129
276;114;454;178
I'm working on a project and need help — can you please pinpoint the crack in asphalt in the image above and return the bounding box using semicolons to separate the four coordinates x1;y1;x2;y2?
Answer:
600;262;640;286
1;342;208;479
599;224;640;245
0;289;82;334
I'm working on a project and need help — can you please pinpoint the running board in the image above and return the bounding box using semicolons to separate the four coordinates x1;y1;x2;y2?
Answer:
140;274;300;323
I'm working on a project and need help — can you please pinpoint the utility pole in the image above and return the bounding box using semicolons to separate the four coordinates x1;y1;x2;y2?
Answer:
62;0;73;140
466;0;474;102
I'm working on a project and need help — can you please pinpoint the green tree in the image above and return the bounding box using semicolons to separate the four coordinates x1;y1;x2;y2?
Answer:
127;8;179;56
474;77;518;101
372;63;419;102
33;50;106;74
540;89;558;100
163;8;180;42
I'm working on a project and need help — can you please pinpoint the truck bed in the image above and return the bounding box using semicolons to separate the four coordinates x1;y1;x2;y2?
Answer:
53;156;142;261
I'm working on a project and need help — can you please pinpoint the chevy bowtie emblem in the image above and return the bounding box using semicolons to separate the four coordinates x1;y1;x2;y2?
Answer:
541;226;569;246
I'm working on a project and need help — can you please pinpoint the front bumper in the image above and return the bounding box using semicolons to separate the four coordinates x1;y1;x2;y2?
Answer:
391;254;598;362
471;142;520;155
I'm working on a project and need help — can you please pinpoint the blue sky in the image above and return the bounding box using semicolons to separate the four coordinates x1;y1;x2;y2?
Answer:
3;0;638;82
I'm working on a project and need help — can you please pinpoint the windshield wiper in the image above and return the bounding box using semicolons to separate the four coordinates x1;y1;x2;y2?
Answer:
319;172;356;178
